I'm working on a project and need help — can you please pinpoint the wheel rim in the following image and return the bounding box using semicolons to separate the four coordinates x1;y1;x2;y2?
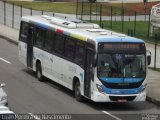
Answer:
37;65;41;79
37;70;41;79
76;85;81;98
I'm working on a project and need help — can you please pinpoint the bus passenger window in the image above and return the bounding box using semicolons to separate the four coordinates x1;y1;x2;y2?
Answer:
35;27;46;48
20;21;29;43
75;42;85;67
54;34;64;55
65;38;75;59
44;30;54;53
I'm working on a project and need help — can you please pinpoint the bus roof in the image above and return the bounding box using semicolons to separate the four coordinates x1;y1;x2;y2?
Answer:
21;15;144;44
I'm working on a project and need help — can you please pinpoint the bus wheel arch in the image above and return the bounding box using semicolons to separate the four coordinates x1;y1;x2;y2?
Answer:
36;60;44;82
73;77;83;102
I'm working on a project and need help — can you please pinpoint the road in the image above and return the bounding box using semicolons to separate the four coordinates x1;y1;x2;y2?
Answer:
0;38;160;120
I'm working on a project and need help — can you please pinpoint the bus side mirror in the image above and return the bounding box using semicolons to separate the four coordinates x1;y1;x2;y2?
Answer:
147;50;151;65
1;83;6;87
147;55;151;65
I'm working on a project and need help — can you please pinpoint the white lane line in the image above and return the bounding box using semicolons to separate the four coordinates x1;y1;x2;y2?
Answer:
102;110;122;120
0;57;11;64
28;113;41;120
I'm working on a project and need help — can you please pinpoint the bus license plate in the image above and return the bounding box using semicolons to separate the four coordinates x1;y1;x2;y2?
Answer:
118;99;127;102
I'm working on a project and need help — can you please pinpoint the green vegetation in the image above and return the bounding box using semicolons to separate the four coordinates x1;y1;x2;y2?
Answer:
91;20;160;43
149;67;160;72
5;1;160;43
6;0;158;15
6;1;76;14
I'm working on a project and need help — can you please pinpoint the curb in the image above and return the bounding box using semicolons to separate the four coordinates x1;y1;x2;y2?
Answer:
146;96;160;106
0;34;18;45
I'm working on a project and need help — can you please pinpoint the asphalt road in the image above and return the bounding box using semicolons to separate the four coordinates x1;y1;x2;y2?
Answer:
0;38;160;120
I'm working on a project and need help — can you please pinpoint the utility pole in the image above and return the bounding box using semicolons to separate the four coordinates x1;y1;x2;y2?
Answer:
122;0;124;10
143;0;148;21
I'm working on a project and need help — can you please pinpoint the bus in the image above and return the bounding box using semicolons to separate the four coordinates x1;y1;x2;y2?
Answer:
19;15;151;102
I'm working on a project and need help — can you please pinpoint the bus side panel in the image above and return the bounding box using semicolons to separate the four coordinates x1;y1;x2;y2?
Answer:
19;42;27;67
33;47;44;72
42;50;53;77
51;55;64;85
62;59;85;92
42;51;64;86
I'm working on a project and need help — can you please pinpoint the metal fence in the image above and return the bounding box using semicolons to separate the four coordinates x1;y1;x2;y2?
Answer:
0;0;159;68
0;1;153;38
76;1;153;41
76;1;160;68
0;1;54;29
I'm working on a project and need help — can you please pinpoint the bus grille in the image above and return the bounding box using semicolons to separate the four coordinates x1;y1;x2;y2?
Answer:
109;96;136;102
101;80;142;89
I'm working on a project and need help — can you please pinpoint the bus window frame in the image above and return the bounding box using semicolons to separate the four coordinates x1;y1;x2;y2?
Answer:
54;33;65;55
64;37;76;60
19;21;30;43
43;29;55;53
34;26;46;49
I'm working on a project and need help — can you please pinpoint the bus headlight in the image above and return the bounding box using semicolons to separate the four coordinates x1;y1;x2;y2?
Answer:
0;96;7;101
96;84;104;93
140;84;147;94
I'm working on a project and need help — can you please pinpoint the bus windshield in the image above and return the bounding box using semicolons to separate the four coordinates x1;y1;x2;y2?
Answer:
97;53;146;78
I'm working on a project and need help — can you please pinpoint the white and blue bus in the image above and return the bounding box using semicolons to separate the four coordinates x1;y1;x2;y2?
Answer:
19;15;151;102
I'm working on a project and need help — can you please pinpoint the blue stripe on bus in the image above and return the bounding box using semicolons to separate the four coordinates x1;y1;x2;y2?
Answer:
100;77;143;83
100;77;123;83
124;78;144;83
96;36;144;43
64;31;70;36
101;85;144;94
36;22;49;29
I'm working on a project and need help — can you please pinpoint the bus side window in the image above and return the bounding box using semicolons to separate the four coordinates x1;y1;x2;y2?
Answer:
35;27;46;48
75;42;85;67
19;21;29;43
65;37;75;59
44;30;54;53
54;34;65;55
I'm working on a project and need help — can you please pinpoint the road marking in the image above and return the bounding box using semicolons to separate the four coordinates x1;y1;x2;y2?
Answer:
102;110;122;120
28;113;41;120
0;57;11;64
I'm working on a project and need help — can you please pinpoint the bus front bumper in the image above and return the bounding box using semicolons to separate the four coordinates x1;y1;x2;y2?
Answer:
91;90;146;102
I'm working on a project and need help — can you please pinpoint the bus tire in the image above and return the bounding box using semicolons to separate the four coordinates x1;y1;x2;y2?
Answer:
36;63;44;82
75;81;83;102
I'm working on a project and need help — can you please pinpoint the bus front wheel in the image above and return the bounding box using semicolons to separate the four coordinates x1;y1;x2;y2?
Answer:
36;63;44;82
75;81;83;102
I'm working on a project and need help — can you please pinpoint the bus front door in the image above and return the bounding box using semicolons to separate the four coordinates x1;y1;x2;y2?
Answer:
27;28;34;68
84;48;94;98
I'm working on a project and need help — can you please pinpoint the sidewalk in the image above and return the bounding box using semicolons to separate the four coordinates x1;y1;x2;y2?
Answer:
0;24;19;45
147;69;160;106
0;23;160;105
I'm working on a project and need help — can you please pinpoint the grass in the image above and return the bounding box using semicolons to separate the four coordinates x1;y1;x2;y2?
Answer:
6;1;159;15
6;1;76;14
5;1;160;43
91;20;160;43
149;67;160;72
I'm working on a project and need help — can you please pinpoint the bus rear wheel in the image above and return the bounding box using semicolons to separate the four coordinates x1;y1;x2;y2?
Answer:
75;81;83;102
36;63;44;82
